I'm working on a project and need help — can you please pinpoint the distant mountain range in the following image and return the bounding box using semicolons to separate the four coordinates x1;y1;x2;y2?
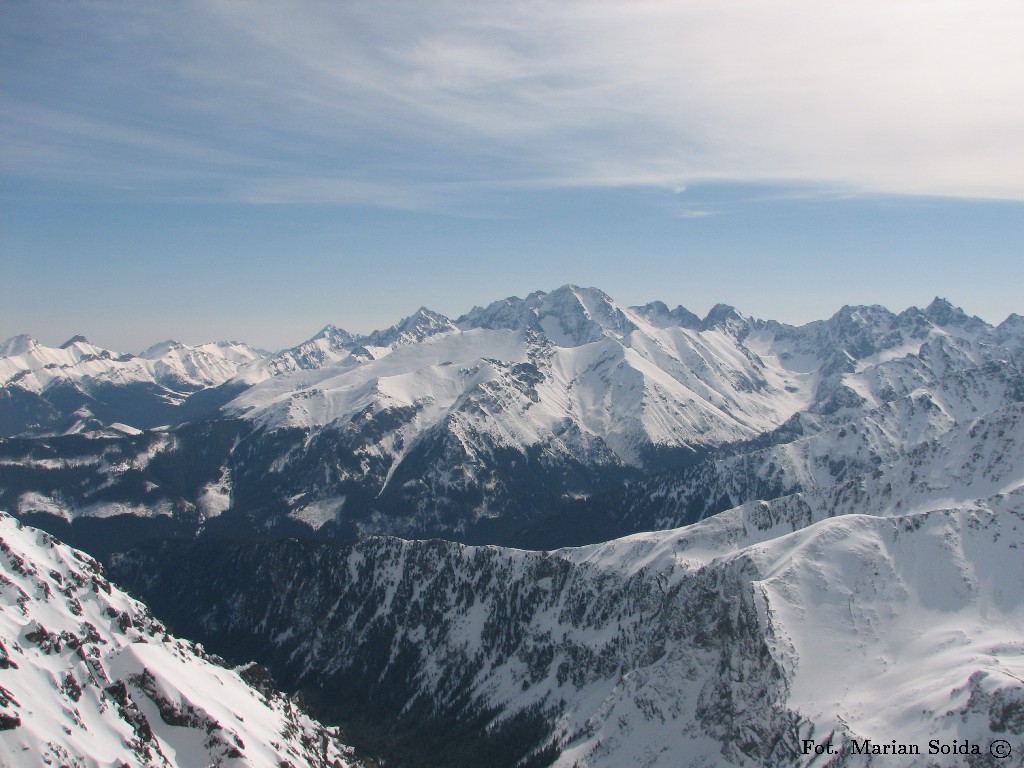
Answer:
2;286;1021;552
0;334;264;437
2;286;1022;767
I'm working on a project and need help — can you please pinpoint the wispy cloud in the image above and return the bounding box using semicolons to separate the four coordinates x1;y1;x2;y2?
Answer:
675;209;721;219
3;1;1023;207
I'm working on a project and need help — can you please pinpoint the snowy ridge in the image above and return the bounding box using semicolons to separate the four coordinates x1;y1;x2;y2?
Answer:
218;286;815;532
227;285;806;455
227;287;1016;462
571;402;1024;569
0;512;358;768
576;315;1024;536
233;325;370;385
4;287;1022;766
138;339;266;389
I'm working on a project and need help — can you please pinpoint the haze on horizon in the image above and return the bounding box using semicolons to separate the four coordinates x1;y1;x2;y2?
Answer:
2;1;1022;352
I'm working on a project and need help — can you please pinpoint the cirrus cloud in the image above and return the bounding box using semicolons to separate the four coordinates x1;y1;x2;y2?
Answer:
3;1;1023;206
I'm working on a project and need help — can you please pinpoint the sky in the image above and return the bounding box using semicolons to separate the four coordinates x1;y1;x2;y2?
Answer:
2;1;1022;352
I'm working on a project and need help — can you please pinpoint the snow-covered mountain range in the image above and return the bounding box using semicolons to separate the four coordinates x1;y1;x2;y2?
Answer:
2;286;1021;551
0;335;264;437
0;511;360;767
2;285;1023;767
109;403;1024;767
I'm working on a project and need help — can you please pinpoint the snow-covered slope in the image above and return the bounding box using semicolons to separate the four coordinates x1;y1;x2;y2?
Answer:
588;328;1024;534
5;288;1023;767
233;325;371;384
138;339;266;389
204;287;820;537
210;288;1021;540
0;511;358;768
110;405;1024;768
229;286;806;447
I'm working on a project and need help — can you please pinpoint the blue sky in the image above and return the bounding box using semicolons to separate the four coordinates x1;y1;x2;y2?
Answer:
2;1;1022;352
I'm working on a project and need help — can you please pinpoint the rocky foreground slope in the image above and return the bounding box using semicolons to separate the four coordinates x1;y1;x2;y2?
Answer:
0;512;360;768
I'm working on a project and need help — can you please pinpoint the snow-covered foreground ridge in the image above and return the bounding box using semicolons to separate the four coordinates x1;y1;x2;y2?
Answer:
0;512;359;768
112;405;1024;768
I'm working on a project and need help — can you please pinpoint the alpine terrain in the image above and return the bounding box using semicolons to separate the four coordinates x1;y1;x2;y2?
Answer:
110;402;1024;767
4;286;1022;552
1;286;1023;767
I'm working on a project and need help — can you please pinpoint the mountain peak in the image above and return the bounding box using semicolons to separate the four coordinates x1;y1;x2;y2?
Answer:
404;306;448;324
550;284;614;304
924;296;959;323
630;301;702;329
701;303;748;335
396;306;454;334
670;305;702;329
702;303;737;321
365;306;456;348
549;283;582;294
534;285;635;345
0;333;38;357
140;339;183;358
923;296;963;324
458;286;631;341
923;297;990;333
994;313;1024;348
59;334;90;349
311;324;355;344
457;295;531;330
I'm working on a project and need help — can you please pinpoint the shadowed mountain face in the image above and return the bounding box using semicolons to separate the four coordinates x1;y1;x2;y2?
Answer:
2;288;1022;554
